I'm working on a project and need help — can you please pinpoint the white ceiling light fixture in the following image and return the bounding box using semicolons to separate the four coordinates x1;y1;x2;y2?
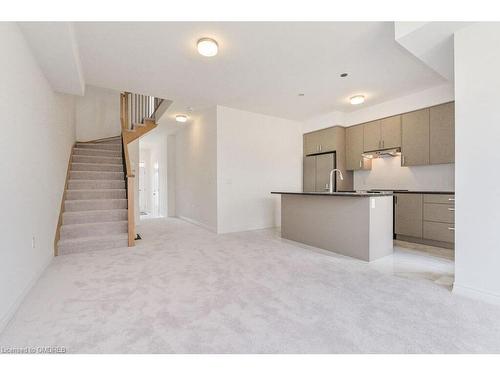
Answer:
175;114;188;123
197;38;219;57
350;95;365;105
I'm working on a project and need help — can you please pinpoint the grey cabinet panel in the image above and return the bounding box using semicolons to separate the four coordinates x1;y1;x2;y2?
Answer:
423;194;455;204
303;156;316;192
380;115;401;149
423;203;454;224
363;120;381;152
395;193;423;238
430;102;455;164
320;127;337;153
401;108;430;166
315;153;335;192
423;222;455;243
303;132;321;156
346;125;371;171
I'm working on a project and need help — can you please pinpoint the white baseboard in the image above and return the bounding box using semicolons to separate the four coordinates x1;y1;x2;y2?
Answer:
178;216;217;233
453;283;500;306
0;257;53;333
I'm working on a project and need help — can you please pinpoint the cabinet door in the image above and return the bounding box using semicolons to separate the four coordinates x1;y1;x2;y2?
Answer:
315;153;334;192
395;193;423;238
303;156;316;192
401;109;430;166
346;125;363;170
318;127;337;153
380;115;401;149
363;120;381;151
430;102;454;164
303;132;319;156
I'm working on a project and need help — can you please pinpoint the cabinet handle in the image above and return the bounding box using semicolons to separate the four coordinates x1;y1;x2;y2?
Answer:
448;198;455;201
402;155;405;165
448;227;455;231
448;208;455;211
382;140;385;148
359;159;362;168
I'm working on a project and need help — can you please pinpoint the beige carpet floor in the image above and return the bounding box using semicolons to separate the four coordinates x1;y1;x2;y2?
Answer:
1;218;499;353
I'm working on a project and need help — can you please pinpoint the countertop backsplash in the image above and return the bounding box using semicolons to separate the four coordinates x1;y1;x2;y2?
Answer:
353;155;455;192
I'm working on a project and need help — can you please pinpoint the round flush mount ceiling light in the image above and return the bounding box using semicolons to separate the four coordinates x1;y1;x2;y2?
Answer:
197;38;219;57
350;95;365;105
175;114;188;123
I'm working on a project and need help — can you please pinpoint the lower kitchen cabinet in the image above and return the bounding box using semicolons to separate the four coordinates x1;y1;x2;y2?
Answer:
395;194;423;238
395;193;455;249
423;222;455;243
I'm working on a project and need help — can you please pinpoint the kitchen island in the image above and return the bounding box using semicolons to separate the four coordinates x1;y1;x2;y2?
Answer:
271;191;394;262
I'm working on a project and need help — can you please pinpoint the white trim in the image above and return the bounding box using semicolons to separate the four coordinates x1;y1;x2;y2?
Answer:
177;216;217;233
0;257;53;333
453;283;500;306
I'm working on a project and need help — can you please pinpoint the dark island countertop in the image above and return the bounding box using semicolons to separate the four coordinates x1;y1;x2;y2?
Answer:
389;190;454;195
270;191;394;197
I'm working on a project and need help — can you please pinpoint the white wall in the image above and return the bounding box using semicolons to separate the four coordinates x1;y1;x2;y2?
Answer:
75;85;121;142
175;106;218;231
0;23;76;331
216;106;303;233
303;83;456;191
453;23;500;304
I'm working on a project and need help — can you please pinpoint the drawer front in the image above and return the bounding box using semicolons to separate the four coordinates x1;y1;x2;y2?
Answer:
423;194;455;204
423;222;455;243
423;203;455;223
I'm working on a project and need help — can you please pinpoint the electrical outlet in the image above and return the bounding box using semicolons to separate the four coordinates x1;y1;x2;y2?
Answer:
32;236;35;249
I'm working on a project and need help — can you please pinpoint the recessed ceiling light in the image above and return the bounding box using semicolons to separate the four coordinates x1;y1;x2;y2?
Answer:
176;114;188;123
350;95;365;105
197;38;218;57
340;73;348;77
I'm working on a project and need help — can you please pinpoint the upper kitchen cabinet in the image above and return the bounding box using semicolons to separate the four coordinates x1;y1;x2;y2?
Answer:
401;108;430;166
346;125;371;171
303;127;337;156
430;102;455;164
363;116;401;151
362;120;381;152
380;115;401;149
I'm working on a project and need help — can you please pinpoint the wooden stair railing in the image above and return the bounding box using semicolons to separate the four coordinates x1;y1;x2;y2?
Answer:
120;92;164;247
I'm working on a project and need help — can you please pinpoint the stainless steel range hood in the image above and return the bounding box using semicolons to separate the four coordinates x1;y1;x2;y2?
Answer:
362;147;401;159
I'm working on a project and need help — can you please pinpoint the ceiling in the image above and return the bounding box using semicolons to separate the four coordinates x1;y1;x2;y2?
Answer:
71;22;447;121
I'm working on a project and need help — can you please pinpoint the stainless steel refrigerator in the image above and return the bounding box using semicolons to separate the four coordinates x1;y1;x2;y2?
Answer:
303;152;336;192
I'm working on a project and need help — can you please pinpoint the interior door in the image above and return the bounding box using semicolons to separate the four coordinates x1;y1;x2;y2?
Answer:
139;162;147;214
315;153;335;192
153;162;160;217
303;156;316;192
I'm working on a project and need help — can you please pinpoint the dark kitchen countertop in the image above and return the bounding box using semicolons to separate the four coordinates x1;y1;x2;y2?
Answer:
386;190;454;195
270;191;394;197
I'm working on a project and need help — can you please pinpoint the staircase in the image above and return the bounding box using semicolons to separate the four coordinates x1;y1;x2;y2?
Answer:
57;137;129;255
55;91;169;256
